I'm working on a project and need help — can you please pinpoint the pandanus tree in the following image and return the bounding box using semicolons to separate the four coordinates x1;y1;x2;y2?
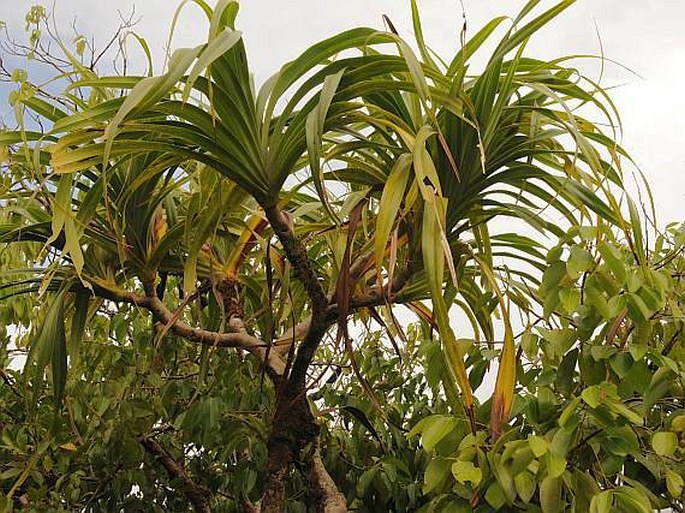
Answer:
0;0;666;511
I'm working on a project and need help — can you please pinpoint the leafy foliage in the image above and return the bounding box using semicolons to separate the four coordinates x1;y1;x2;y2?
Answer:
0;1;682;512
408;223;685;512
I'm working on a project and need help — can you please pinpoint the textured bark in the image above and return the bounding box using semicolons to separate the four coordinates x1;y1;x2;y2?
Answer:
258;205;352;511
308;441;347;513
261;392;320;513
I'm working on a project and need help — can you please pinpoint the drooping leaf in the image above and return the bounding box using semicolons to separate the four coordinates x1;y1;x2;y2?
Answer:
375;153;411;272
25;287;69;410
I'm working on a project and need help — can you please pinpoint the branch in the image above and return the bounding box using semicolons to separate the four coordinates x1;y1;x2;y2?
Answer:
139;435;211;513
272;264;413;356
307;439;347;513
263;205;329;389
89;283;285;376
264;206;328;313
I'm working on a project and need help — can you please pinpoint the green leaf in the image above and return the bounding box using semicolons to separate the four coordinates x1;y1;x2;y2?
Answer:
103;45;203;163
451;460;482;486
70;289;89;348
485;481;507;510
183;28;243;101
651;432;677;457
514;471;536;503
609;352;633;379
585;286;610;319
409;0;439;70
421;195;474;412
495;0;577;59
419;416;457;452
528;435;548;457
627;197;645;267
305;68;346;220
48;173;72;245
666;469;684;498
546;454;566;478
23;97;67;121
604;426;640;457
581;385;601;408
598;241;627;283
606;400;643;426
25;288;68;410
672;415;685;433
590;491;614;513
447;16;507;79
614;486;651;513
423;457;451;494
567;245;594;279
375;153;411;271
539;476;561;513
492;457;517;503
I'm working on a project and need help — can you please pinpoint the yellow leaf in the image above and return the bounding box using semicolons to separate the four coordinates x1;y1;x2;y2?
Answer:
375;154;411;272
59;442;77;452
422;198;475;426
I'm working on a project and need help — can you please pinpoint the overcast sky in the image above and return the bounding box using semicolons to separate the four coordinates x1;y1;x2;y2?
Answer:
2;0;684;226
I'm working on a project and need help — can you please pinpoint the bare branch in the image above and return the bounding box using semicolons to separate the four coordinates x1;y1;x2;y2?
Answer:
139;435;211;513
89;283;286;376
307;438;347;513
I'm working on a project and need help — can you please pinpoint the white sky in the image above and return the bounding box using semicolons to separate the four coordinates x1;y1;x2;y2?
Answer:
1;0;684;226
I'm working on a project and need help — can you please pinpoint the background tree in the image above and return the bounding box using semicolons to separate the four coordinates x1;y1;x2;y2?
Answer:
0;1;682;512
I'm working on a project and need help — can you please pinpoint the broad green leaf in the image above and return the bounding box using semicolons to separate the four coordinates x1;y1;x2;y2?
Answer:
528;435;549;457
423;457;451;494
485;481;507;509
590;491;614;513
546;454;566;478
540;476;561;513
651;432;677;457
514;471;536;503
451;460;482;486
419;415;457;452
581;385;601;409
666;469;684;498
567;245;594;279
614;486;652;513
598;241;627;283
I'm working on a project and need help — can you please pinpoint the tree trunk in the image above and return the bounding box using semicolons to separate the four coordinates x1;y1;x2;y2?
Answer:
260;391;320;512
308;441;347;513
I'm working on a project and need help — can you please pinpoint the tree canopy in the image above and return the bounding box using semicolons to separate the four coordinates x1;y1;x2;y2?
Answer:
0;1;683;512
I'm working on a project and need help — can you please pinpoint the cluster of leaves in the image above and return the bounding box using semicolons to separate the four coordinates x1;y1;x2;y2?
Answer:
0;0;682;511
407;223;685;512
0;306;276;512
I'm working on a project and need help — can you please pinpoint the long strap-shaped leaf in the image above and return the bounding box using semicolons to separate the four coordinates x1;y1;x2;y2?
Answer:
422;195;475;429
471;254;517;441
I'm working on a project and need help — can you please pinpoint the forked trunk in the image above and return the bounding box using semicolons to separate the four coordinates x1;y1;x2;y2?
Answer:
260;390;347;512
260;391;319;512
